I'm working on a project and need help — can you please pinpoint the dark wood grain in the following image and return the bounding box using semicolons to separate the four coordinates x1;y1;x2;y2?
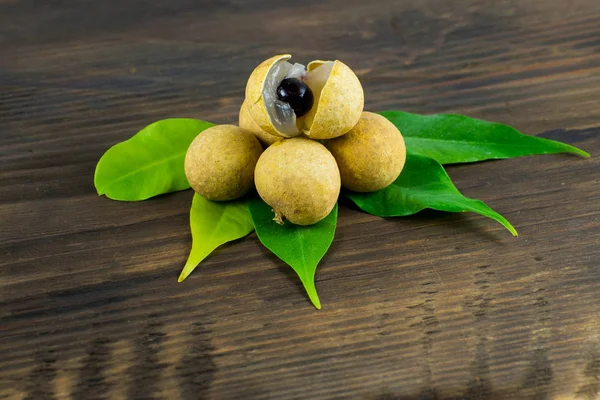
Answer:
1;0;599;399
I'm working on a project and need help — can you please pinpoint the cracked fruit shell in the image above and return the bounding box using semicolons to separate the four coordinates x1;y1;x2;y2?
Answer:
245;54;364;140
239;98;282;147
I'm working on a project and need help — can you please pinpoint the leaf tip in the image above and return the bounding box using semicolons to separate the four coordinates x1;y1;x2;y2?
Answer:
311;295;322;310
578;149;591;158
565;144;591;158
487;209;518;237
178;269;191;283
298;276;322;309
305;285;322;309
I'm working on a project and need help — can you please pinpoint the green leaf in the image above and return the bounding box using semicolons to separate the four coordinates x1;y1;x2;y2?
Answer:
248;197;338;309
94;118;214;201
379;110;590;164
345;154;518;237
178;193;254;282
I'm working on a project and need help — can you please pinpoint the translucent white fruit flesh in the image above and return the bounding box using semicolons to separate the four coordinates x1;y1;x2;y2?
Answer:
286;63;307;80
303;61;334;130
262;61;310;137
262;61;309;137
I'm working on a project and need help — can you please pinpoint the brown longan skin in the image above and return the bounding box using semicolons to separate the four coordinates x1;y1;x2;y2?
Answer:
324;112;406;192
255;138;340;225
184;125;263;201
303;60;364;139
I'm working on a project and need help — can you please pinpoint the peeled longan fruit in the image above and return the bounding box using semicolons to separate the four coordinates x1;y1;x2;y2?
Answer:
184;125;263;201
245;54;364;140
324;112;406;192
239;99;281;147
255;138;340;225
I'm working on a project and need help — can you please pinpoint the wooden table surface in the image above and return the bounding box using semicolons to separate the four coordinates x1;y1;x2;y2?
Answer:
2;0;600;399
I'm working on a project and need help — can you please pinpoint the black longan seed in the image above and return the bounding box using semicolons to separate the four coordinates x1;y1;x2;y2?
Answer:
276;78;314;117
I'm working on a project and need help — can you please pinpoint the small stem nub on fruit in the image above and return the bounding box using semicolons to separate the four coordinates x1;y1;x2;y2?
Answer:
272;210;284;225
